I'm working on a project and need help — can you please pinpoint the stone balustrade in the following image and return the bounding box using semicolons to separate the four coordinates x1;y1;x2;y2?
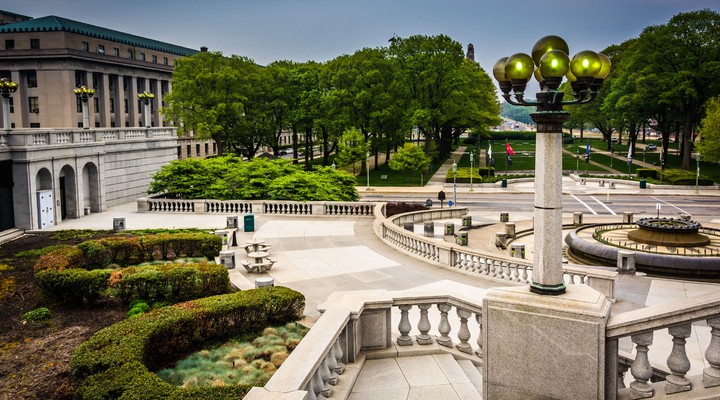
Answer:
138;198;376;217
374;203;617;300
244;287;483;400
605;290;720;399
0;127;175;149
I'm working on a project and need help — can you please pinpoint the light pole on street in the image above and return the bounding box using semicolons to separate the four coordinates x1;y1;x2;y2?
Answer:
0;78;18;130
73;85;95;129
493;35;610;295
696;152;701;194
366;152;371;188
452;160;457;206
470;151;474;191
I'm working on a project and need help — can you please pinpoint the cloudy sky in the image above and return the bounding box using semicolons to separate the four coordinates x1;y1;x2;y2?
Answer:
8;0;720;82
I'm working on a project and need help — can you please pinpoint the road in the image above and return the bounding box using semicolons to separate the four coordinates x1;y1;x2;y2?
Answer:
361;192;720;222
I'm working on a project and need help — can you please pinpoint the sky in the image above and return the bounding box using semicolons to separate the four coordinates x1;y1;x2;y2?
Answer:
6;0;720;95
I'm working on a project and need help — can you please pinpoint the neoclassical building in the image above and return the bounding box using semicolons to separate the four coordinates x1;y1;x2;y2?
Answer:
0;11;216;232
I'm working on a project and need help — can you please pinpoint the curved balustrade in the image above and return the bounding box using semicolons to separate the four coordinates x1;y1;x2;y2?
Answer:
138;198;377;217
606;291;720;399
324;202;374;216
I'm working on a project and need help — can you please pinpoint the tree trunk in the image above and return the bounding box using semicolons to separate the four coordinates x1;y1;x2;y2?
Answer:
291;126;299;165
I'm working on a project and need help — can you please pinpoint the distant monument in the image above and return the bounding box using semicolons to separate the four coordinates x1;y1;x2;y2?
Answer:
466;43;475;62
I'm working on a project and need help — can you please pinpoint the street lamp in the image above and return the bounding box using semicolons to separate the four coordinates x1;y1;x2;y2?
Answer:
452;160;457;206
0;78;18;130
470;151;474;191
73;85;95;129
366;152;370;188
331;161;336;170
138;91;155;128
696;152;700;194
493;35;610;295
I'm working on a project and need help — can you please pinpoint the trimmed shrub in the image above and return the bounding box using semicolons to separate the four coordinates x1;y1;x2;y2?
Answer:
637;169;659;179
109;263;230;303
34;246;84;273
72;287;305;400
35;268;112;305
478;167;495;177
23;307;51;322
445;167;484;183
661;168;714;185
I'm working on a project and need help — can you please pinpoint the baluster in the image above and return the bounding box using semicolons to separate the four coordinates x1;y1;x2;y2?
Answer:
397;305;413;346
324;349;339;385
304;381;317;400
629;331;654;399
332;339;345;374
416;304;433;344
666;324;692;394
480;259;488;275
436;303;453;347
456;308;473;354
319;356;333;397
511;265;519;282
704;317;720;388
618;363;629;389
475;312;483;358
521;266;529;283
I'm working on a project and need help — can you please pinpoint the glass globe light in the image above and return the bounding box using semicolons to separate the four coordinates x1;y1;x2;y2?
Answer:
504;53;534;81
539;50;570;78
570;51;602;78
531;35;569;67
566;69;577;82
493;57;509;82
534;68;544;84
596;53;612;79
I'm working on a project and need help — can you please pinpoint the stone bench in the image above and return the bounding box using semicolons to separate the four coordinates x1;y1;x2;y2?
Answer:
240;259;276;273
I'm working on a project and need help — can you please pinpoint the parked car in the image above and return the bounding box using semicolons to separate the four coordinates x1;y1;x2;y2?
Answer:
611;138;618;143
646;144;657;150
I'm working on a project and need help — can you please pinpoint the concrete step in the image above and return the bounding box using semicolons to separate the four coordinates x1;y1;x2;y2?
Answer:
457;359;483;397
434;354;482;400
0;229;23;245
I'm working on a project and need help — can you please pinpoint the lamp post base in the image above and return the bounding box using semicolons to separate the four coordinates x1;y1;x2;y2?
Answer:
530;282;566;296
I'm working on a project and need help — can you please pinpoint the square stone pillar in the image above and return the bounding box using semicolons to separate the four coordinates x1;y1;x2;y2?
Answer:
483;285;611;399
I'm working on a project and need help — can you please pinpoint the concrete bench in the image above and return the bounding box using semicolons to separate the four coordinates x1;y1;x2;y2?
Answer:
241;259;275;273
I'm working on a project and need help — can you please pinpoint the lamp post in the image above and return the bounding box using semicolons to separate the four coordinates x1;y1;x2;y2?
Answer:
138;91;155;128
493;35;610;295
0;78;18;130
73;86;95;129
452;160;457;206
331;161;336;170
696;152;700;194
470;151;474;191
366;152;370;188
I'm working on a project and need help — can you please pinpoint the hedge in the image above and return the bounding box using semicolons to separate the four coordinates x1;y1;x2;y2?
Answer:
444;167;484;183
34;232;223;304
636;168;714;185
72;287;305;400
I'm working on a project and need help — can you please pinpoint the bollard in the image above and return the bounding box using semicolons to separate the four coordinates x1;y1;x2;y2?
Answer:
424;221;435;237
226;216;239;229
219;250;235;269
599;180;604;187
623;212;633;224
495;232;507;249
462;215;472;227
573;212;583;226
113;217;126;231
581;178;586;185
500;212;509;222
510;243;526;259
505;222;516;238
610;182;615;189
457;232;468;246
617;250;636;275
680;213;692;221
444;222;455;236
84;207;91;216
403;222;414;232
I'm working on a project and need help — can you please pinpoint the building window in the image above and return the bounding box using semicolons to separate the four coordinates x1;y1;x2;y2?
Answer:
113;47;119;57
139;52;145;61
30;39;40;49
27;71;37;88
111;121;116;127
76;97;82;113
78;122;83;128
93;97;99;113
82;41;89;51
109;77;115;91
127;49;133;59
75;71;87;87
30;123;40;128
5;40;14;50
97;44;105;54
92;73;100;89
125;121;129;127
8;97;13;113
163;57;168;65
95;122;100;128
109;98;115;113
177;146;182;159
123;76;129;92
205;143;209;155
29;97;39;113
124;98;128;113
186;145;191;157
152;55;157;63
196;144;200;156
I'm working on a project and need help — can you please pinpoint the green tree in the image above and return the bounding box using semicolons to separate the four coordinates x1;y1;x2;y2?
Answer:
335;127;370;175
697;97;720;163
389;143;431;175
148;156;241;199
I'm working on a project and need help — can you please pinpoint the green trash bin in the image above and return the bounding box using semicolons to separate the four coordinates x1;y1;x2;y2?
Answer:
501;179;507;188
244;214;255;232
639;180;646;189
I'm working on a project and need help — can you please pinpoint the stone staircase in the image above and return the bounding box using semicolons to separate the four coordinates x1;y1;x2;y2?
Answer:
335;352;483;400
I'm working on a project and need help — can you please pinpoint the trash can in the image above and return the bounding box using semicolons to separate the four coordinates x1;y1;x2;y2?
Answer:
404;222;414;232
501;179;507;188
444;222;455;236
462;215;472;227
639;180;646;189
500;212;509;222
219;250;235;269
423;222;435;237
227;216;239;229
113;217;125;231
244;214;255;232
457;232;468;246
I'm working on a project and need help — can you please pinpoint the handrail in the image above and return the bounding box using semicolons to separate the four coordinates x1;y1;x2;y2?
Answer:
137;198;376;217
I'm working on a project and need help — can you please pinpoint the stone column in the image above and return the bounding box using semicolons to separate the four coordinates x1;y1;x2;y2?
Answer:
127;76;138;127
529;112;569;295
1;95;11;130
99;73;111;127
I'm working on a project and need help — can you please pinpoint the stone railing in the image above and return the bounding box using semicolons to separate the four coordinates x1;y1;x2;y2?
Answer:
373;204;617;300
0;127;176;148
605;291;720;399
593;223;720;256
244;286;483;400
137;198;375;217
